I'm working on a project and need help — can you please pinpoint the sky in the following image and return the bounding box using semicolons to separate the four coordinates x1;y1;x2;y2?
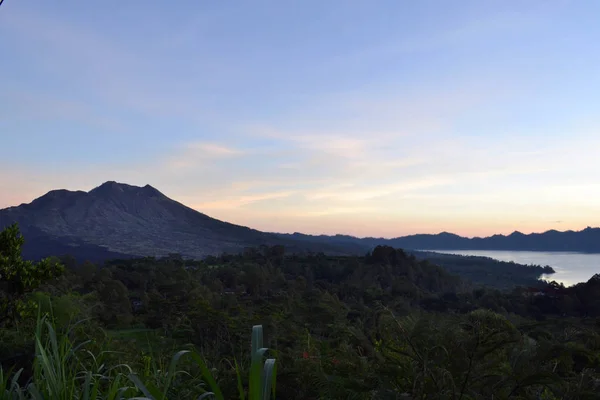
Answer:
1;0;600;238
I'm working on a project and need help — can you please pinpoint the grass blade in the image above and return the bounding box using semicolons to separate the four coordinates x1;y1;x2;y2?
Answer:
161;350;190;399
128;373;157;400
10;368;24;392
190;352;224;400
261;359;276;400
235;359;245;400
27;383;44;400
249;348;268;400
83;371;92;400
251;326;263;360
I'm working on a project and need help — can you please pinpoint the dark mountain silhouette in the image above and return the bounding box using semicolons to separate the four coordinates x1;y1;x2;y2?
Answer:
0;181;361;261
2;181;599;262
18;225;135;263
277;226;600;253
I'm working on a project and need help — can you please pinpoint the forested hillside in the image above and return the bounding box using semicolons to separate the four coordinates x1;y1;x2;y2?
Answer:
412;251;555;290
1;224;599;399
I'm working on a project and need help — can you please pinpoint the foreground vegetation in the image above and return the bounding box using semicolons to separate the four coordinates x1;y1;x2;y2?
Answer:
0;314;275;399
1;224;599;399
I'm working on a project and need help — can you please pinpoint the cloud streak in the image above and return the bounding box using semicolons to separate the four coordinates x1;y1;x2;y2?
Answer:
189;190;297;210
165;142;245;171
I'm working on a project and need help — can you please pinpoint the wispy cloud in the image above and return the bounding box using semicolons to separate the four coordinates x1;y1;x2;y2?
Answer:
249;126;373;158
185;142;244;157
304;177;454;202
165;142;244;170
296;206;381;217
188;190;296;210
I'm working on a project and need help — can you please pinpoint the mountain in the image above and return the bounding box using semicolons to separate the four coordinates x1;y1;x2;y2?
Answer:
3;181;599;262
0;181;361;261
278;227;600;253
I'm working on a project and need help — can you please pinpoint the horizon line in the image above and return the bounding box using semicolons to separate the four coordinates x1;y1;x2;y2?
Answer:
2;180;598;241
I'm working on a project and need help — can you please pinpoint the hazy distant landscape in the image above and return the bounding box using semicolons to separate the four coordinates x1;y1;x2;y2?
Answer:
2;182;598;280
0;181;561;289
279;228;600;256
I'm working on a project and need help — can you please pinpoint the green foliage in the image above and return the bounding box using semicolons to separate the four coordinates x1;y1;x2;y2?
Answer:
0;224;64;327
191;325;276;400
0;317;278;400
0;227;599;399
413;250;553;289
0;312;139;400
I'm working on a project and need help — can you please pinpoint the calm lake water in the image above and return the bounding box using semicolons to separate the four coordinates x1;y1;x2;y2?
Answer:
429;250;600;287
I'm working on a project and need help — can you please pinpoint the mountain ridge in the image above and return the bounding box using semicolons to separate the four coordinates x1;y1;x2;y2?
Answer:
276;226;600;253
0;181;362;260
2;181;600;261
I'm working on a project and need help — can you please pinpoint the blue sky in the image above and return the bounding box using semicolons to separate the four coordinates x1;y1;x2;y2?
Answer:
1;0;600;237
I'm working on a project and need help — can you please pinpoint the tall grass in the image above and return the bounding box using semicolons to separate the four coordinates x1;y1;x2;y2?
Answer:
131;325;277;400
0;312;139;399
0;314;277;399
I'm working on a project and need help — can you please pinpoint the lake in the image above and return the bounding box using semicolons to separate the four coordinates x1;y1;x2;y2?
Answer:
428;250;600;287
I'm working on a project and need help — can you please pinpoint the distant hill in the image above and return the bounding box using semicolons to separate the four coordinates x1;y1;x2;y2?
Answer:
277;227;600;253
0;181;360;261
2;181;598;262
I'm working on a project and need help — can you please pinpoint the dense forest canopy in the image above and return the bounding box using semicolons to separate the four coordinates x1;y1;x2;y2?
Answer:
0;223;599;399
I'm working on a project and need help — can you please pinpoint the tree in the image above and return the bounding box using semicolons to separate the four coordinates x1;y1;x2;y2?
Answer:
96;278;133;327
0;224;64;326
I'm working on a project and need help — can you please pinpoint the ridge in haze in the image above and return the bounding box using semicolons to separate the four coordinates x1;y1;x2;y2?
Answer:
277;226;600;253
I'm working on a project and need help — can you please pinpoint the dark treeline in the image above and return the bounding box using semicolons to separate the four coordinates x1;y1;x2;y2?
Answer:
411;250;555;290
1;224;599;399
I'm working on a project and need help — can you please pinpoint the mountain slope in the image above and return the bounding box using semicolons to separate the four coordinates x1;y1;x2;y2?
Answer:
0;181;359;260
